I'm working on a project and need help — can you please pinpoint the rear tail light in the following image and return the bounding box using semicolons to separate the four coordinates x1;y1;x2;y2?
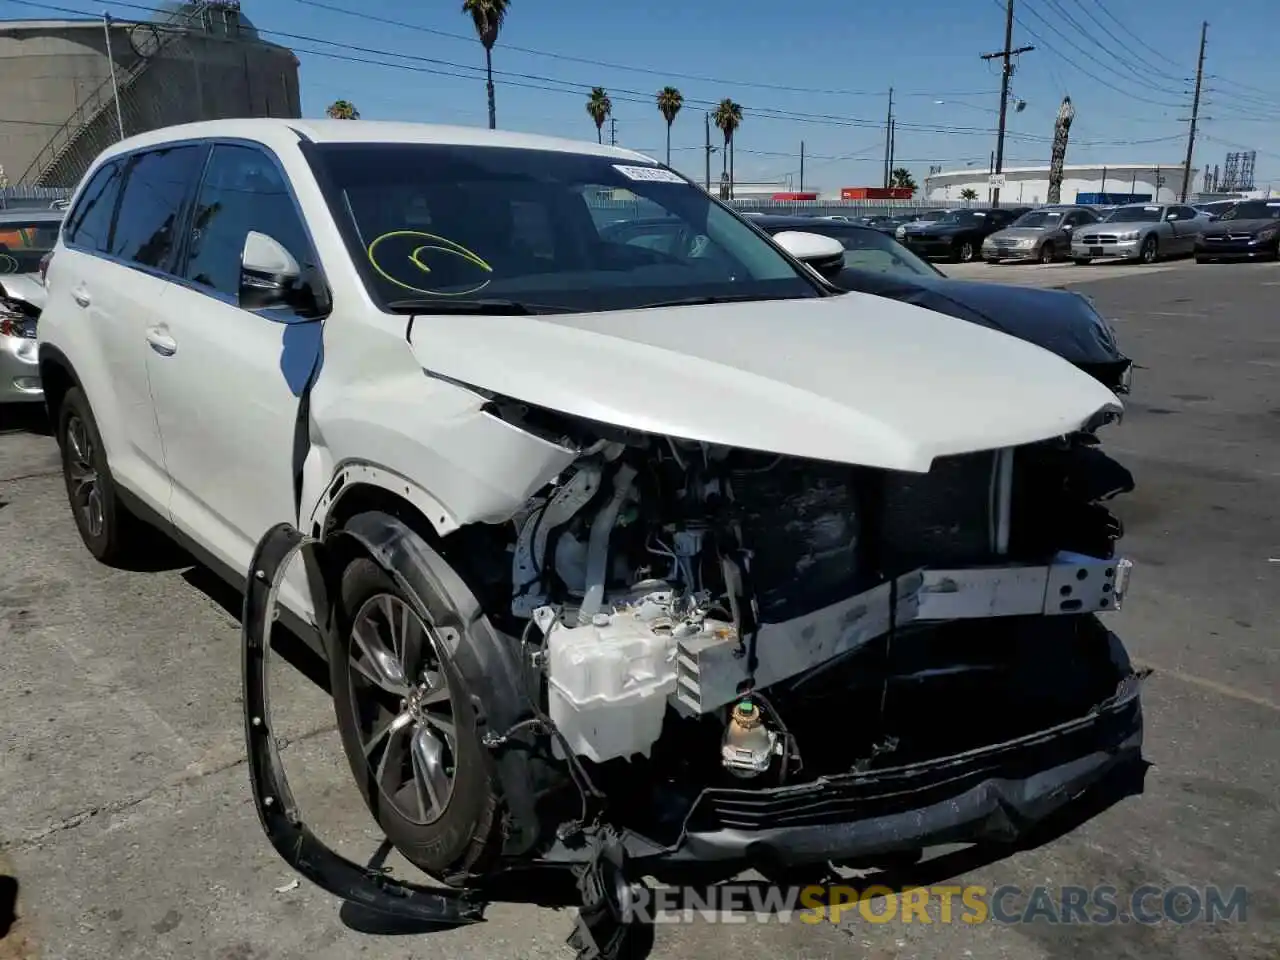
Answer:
39;251;52;285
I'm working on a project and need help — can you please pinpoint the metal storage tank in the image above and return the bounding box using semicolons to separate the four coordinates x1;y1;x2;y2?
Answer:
0;0;301;187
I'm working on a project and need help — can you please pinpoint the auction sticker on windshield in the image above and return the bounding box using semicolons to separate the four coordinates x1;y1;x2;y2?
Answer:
613;165;687;184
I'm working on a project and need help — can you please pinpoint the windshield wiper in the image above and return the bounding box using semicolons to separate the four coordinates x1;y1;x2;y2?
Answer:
384;298;572;316
636;293;809;309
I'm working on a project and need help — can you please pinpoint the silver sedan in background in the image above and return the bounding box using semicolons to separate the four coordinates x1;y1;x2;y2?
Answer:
983;205;1100;263
0;208;62;404
1071;203;1209;265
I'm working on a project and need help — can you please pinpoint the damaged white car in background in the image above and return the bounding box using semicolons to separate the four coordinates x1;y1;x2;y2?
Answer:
37;119;1144;958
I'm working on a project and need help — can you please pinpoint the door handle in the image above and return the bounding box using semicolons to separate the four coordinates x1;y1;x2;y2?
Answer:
72;288;90;308
145;328;177;356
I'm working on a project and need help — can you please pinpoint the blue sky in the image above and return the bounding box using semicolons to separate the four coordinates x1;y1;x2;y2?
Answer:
7;0;1279;192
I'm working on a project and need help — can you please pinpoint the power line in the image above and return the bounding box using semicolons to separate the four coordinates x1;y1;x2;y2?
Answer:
1039;0;1184;87
285;0;996;102
0;0;1196;152
1018;0;1183;98
1073;0;1185;81
1084;0;1186;72
998;0;1184;108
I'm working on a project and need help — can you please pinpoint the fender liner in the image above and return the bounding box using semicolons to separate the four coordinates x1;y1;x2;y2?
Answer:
243;521;646;958
241;522;485;925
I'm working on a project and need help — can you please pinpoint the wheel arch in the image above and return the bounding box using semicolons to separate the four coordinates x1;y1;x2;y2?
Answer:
36;343;80;432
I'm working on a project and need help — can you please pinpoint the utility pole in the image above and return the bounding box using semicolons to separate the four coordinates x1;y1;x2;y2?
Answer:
799;140;805;193
102;12;125;141
882;87;893;188
704;112;712;191
981;0;1033;207
609;116;617;146
1180;21;1207;203
888;118;895;182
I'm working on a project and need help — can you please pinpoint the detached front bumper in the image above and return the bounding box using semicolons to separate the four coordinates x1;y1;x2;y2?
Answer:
645;669;1144;868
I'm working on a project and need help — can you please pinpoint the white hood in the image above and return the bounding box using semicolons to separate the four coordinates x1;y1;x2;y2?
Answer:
407;292;1122;473
0;274;48;311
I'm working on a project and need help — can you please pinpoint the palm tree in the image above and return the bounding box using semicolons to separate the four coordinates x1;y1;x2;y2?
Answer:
712;99;743;199
586;87;612;143
325;99;359;120
656;86;683;166
462;0;510;130
890;167;917;191
960;187;979;201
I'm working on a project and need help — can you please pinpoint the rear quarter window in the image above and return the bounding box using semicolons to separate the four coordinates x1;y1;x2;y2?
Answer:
64;160;124;253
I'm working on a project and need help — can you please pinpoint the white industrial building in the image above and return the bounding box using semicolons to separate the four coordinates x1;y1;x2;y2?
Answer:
924;163;1188;205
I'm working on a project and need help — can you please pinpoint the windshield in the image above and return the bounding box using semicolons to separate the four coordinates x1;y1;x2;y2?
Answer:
1104;205;1162;223
0;216;62;274
305;143;820;313
1012;210;1067;228
775;223;941;277
935;210;984;225
1221;201;1280;221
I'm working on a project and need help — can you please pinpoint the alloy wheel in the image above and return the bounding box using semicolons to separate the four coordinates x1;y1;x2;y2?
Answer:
348;592;458;825
64;414;104;539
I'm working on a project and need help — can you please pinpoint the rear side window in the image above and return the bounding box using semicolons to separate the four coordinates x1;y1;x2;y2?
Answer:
64;160;123;253
110;144;207;271
182;143;312;300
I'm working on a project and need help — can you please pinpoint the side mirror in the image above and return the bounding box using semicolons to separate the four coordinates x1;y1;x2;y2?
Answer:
1063;223;1074;232
239;231;330;318
773;230;846;279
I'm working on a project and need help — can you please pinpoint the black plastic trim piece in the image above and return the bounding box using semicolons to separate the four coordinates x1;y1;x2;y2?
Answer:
241;521;486;926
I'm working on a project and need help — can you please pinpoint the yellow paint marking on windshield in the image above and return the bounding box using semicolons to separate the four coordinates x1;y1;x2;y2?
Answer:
366;230;494;297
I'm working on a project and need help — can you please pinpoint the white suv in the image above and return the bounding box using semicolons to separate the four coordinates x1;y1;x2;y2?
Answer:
38;119;1141;898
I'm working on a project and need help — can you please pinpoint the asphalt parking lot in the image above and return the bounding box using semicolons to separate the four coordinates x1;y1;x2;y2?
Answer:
2;256;1277;960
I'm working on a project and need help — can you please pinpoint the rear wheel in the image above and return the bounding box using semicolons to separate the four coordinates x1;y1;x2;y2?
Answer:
57;386;147;565
330;551;503;882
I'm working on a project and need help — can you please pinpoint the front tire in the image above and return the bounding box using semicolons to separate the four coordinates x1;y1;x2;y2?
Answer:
1139;235;1159;264
1073;258;1091;266
1040;242;1056;264
955;240;976;263
330;551;503;883
57;386;146;566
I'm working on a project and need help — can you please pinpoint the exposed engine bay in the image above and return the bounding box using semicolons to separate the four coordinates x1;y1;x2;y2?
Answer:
494;408;1136;800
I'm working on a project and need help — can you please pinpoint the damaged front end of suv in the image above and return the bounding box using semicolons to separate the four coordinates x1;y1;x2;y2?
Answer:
242;294;1145;956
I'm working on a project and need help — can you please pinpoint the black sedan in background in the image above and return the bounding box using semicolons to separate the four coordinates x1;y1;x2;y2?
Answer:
899;206;1032;262
747;214;1133;394
1194;199;1280;262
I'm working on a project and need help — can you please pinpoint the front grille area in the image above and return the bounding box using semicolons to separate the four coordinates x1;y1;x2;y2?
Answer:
1079;234;1120;244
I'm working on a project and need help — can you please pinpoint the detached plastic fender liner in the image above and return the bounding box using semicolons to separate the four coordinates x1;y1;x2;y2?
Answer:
241;522;485;925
